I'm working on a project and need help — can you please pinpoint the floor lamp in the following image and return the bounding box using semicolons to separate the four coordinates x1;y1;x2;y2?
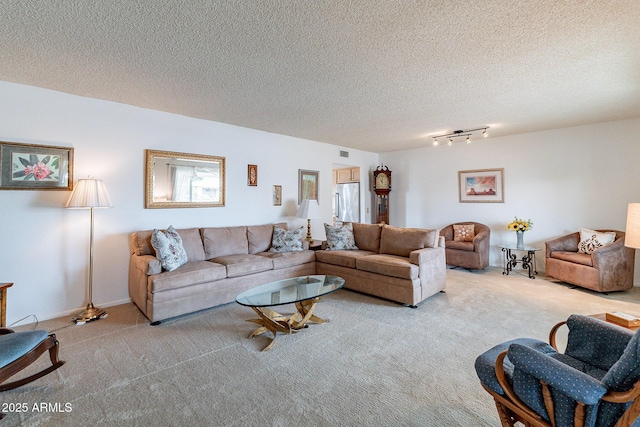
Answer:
296;199;322;242
625;203;640;250
66;178;112;323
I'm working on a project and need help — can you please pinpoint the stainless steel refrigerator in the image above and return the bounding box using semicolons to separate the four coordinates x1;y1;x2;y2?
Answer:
335;182;360;223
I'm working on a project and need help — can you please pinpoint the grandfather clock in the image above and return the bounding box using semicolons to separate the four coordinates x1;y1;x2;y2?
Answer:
373;165;391;224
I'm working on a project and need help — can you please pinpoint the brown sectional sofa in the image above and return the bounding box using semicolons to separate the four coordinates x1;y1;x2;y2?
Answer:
129;222;446;323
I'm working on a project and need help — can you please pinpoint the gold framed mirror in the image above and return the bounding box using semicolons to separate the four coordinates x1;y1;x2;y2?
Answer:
145;149;226;208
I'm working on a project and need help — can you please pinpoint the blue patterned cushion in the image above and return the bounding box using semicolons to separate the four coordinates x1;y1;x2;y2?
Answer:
150;226;188;272
565;314;634;371
268;226;303;253
325;223;358;250
474;338;554;396
0;330;49;367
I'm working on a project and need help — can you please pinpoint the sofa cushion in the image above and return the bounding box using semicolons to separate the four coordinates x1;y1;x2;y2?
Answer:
315;249;375;268
356;254;419;280
202;226;249;259
269;225;304;253
453;224;475;242
176;228;207;261
550;251;593;267
149;261;227;293
578;228;616;254
247;223;286;254
210;254;273;278
0;330;50;367
445;240;474;251
379;225;439;257
325;223;358;250
151;226;189;272
351;222;382;253
131;228;205;261
258;250;315;269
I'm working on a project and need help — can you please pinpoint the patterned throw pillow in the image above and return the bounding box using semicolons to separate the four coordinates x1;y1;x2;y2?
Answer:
269;226;304;253
150;225;188;272
325;223;359;250
453;224;475;242
578;228;616;254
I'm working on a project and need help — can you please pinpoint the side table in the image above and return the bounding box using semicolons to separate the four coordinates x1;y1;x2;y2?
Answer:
590;313;640;331
0;283;13;327
498;245;541;279
307;239;324;251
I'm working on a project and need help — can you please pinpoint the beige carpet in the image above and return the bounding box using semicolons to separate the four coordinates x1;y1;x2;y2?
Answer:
3;267;640;426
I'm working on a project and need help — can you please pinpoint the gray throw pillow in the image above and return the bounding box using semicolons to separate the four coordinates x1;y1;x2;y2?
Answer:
325;223;358;250
150;225;188;272
269;226;304;253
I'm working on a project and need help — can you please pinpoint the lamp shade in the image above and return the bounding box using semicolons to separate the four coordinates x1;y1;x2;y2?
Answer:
625;203;640;249
295;199;322;220
66;178;112;209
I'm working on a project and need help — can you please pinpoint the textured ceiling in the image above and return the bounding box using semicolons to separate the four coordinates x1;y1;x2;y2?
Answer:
1;1;639;152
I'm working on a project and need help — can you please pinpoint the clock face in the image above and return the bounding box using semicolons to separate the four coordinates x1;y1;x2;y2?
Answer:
375;173;390;189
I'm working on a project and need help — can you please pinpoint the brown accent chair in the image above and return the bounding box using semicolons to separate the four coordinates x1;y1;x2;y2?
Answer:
439;222;490;270
545;230;634;293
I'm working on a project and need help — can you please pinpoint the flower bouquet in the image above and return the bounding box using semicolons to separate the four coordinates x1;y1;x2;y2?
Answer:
507;217;532;249
507;217;533;232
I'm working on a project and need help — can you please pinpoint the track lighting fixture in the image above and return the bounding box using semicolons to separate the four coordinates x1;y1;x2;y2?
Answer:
431;127;490;146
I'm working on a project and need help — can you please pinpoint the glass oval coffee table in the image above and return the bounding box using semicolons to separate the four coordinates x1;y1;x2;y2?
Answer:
236;275;345;351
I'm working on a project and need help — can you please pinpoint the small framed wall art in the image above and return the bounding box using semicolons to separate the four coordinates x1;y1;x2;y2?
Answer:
273;185;282;206
248;164;257;186
458;168;504;203
0;141;73;190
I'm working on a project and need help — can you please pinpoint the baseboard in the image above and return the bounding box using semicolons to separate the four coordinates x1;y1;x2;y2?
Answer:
9;298;133;327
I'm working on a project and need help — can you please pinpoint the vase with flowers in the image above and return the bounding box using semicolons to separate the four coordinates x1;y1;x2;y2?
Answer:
507;217;533;249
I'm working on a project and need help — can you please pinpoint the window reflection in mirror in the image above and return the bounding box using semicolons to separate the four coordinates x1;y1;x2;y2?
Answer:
145;150;225;208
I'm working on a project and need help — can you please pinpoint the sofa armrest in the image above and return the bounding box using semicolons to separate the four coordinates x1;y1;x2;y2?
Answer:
591;236;635;271
472;230;490;252
132;254;163;276
545;232;580;258
410;247;442;265
438;235;445;248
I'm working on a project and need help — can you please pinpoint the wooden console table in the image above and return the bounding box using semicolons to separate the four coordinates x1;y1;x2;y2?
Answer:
0;283;13;327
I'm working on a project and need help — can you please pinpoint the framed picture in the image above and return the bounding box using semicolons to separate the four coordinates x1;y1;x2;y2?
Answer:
248;164;257;186
273;185;282;206
0;142;73;190
458;168;504;203
298;169;319;204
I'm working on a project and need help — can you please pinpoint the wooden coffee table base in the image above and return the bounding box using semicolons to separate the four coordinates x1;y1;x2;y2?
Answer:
246;297;327;351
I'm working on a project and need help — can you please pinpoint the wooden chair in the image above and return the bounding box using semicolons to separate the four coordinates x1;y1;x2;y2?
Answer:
0;328;65;392
475;315;640;427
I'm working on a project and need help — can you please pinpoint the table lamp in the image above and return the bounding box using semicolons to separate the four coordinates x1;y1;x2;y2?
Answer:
625;203;640;249
66;177;112;323
296;199;322;241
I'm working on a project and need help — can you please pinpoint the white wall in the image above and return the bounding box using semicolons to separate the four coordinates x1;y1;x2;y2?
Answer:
380;118;640;282
0;81;378;325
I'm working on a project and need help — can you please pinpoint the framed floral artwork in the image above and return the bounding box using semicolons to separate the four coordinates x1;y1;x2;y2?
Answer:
0;142;73;190
248;164;257;186
458;168;504;203
298;169;319;204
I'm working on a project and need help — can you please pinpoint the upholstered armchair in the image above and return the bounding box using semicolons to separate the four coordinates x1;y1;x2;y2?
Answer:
0;328;64;393
475;314;640;427
545;230;634;293
439;222;490;270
